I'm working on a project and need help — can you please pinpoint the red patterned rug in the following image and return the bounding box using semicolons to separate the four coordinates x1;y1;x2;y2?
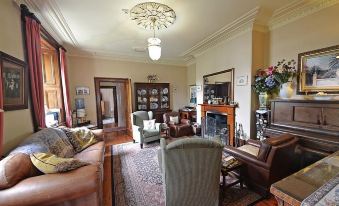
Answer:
111;141;261;206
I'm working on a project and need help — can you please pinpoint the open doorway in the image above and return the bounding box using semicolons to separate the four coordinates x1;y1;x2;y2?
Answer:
94;78;132;135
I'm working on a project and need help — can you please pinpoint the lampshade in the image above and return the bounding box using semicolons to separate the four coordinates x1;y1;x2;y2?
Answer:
148;37;161;61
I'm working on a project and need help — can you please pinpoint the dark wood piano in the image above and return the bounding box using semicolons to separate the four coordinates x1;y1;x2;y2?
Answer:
264;99;339;167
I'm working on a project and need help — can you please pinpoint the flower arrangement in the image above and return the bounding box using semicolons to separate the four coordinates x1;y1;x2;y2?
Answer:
147;74;159;83
253;59;297;94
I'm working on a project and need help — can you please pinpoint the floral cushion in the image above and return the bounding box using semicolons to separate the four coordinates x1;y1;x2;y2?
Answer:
61;127;98;153
30;153;88;174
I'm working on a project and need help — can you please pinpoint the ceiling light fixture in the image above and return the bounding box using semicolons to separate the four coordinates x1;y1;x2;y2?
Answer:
130;2;176;61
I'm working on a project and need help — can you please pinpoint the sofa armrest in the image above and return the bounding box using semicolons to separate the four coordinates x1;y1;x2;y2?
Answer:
223;146;270;170
0;165;100;206
246;139;261;148
180;119;190;125
92;129;104;141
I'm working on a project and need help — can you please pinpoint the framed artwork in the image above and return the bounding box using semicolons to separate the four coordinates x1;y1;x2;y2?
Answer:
76;86;90;95
297;45;339;94
0;51;28;111
236;75;248;86
189;85;201;105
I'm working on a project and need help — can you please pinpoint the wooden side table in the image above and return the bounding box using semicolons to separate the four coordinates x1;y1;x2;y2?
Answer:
161;126;170;138
221;152;243;189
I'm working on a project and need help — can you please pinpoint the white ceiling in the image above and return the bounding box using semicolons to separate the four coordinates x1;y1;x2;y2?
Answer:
23;0;298;64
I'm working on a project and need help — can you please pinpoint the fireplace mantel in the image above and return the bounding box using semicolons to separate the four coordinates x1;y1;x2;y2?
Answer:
199;104;236;146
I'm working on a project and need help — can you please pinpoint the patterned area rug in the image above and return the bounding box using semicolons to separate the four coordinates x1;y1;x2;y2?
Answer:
112;141;261;206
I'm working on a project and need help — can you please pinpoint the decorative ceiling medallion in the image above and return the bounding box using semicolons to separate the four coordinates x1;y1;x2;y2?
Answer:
130;2;176;30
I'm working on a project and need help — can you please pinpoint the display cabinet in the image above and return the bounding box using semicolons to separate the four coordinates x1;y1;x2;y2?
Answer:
134;82;171;122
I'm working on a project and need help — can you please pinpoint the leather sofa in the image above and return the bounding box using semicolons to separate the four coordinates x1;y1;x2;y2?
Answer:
163;111;194;137
223;134;298;197
0;128;105;206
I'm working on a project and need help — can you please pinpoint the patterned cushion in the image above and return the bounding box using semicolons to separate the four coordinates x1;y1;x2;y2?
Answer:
169;116;179;124
30;153;89;174
237;145;259;157
10;128;75;158
61;127;98;153
143;119;156;130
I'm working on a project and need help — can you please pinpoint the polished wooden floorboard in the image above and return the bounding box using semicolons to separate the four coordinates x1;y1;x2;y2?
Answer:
102;134;277;206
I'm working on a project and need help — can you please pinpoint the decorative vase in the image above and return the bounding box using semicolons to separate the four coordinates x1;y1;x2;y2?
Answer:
279;82;293;99
258;92;269;109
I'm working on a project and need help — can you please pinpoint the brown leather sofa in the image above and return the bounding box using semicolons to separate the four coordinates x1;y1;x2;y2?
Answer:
224;134;298;197
0;128;105;206
163;111;194;137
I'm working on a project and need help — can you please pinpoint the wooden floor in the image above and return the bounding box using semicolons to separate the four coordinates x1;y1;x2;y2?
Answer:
102;134;277;206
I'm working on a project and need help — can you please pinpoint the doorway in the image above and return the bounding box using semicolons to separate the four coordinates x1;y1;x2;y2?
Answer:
94;78;132;135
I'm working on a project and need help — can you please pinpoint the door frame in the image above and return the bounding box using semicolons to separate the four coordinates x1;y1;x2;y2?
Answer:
94;77;132;132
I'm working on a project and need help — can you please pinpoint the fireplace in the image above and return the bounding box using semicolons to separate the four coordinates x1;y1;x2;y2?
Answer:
199;104;236;146
205;111;228;145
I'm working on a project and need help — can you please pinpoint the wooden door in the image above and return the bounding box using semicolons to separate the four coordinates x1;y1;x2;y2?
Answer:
41;39;64;123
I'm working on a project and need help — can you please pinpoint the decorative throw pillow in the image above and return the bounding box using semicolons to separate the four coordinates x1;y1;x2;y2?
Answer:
169;116;179;124
30;153;89;174
143;119;156;130
61;127;98;153
0;153;39;189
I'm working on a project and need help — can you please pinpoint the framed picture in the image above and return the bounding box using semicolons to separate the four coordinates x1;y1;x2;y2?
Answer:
76;86;90;95
297;45;339;94
0;52;28;111
236;75;248;86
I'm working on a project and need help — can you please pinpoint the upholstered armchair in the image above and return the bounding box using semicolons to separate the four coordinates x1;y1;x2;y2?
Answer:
131;111;162;148
158;138;223;206
163;111;193;137
223;134;298;197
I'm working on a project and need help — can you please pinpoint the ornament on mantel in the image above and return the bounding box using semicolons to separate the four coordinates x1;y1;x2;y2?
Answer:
147;74;159;83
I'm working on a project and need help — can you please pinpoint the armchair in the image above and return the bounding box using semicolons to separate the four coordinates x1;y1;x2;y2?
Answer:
131;111;162;148
223;134;298;197
163;111;193;137
159;138;223;206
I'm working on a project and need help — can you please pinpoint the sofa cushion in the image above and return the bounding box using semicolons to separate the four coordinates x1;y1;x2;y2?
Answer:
0;153;39;189
61;127;98;153
143;129;159;138
237;144;259;157
74;141;105;165
143;119;156;130
10;128;75;158
30;153;89;174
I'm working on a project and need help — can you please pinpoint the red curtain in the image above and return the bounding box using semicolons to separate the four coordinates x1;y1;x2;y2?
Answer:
0;67;4;156
59;48;72;127
25;16;46;129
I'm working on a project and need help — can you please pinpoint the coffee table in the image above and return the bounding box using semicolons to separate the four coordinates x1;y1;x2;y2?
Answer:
221;151;243;189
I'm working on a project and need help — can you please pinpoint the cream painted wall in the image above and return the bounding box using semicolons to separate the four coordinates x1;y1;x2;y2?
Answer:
0;0;34;155
195;31;253;137
68;56;187;125
269;4;339;97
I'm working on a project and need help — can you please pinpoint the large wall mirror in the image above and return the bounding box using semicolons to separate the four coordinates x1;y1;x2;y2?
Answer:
203;68;234;104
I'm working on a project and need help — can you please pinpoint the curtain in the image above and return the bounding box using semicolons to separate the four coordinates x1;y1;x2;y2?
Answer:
0;68;4;156
25;16;46;129
59;48;72;127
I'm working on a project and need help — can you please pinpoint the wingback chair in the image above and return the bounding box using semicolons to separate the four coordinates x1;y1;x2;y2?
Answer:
223;134;298;197
131;111;162;148
163;111;193;137
158;138;223;206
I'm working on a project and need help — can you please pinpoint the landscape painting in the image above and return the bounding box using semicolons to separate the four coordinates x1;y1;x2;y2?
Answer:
298;45;339;94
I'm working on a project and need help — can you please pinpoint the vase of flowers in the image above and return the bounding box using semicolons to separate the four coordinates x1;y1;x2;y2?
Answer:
253;59;296;109
274;59;297;98
279;82;294;98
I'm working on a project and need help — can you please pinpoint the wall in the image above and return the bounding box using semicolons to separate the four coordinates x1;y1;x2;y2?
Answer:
0;0;34;155
195;31;253;137
68;56;187;125
269;4;339;97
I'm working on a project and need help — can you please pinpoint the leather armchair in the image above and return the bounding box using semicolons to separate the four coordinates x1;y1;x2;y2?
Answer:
158;138;223;206
131;111;162;148
223;134;298;197
163;112;193;137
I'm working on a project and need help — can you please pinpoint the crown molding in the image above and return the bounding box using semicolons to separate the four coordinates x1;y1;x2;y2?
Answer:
14;0;78;46
269;0;339;30
181;7;260;58
68;49;187;67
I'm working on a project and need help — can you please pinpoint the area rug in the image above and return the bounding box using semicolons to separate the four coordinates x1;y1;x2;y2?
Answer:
112;141;261;206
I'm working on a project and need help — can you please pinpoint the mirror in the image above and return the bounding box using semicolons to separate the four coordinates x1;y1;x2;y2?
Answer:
203;68;234;104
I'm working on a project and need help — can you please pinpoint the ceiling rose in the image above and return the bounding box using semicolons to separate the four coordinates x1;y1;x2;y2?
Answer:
130;2;176;30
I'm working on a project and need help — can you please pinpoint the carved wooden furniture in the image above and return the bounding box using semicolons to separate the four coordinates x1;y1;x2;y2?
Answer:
200;104;236;146
265;99;339;167
255;110;271;140
134;82;171;123
270;151;339;206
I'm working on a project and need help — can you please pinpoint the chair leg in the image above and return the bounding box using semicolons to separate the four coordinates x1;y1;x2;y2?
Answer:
140;143;143;149
133;139;136;143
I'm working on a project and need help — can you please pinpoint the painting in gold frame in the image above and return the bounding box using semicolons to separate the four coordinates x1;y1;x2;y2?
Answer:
297;45;339;94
